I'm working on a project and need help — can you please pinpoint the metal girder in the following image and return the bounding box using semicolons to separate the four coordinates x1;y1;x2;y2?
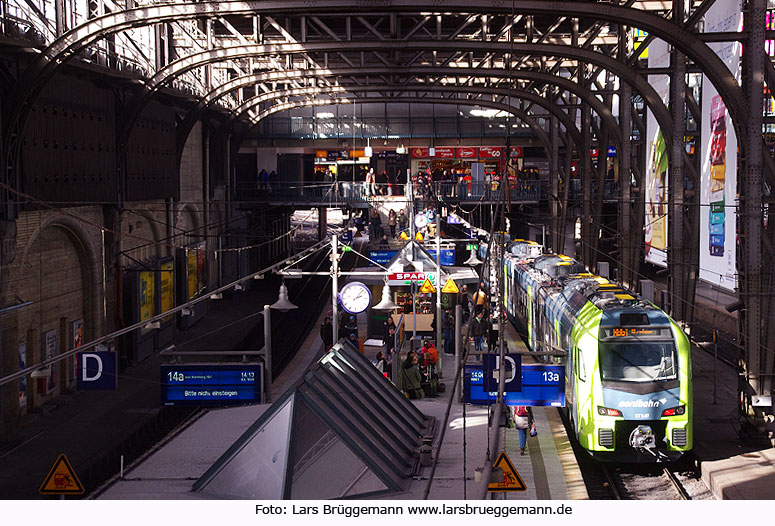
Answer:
174;65;621;158
5;1;743;154
117;40;663;161
225;84;574;152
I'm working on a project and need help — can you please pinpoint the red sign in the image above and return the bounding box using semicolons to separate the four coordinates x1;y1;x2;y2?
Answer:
456;147;477;158
411;147;428;158
388;272;428;285
590;148;599;158
434;147;455;158
508;146;523;158
479;146;503;158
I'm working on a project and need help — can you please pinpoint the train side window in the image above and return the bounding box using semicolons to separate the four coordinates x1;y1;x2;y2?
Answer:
576;347;587;382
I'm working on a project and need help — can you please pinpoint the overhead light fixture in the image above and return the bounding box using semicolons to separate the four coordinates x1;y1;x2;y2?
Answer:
143;321;161;330
234;283;245;291
396;144;406;154
270;282;298;311
316;112;335;119
210;293;223;300
464;247;483;266
372;282;399;311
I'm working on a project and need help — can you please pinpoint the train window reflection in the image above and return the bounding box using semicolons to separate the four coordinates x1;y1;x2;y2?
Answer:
600;342;677;382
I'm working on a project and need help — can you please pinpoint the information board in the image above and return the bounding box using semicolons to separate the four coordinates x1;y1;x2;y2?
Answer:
465;364;565;407
160;364;262;406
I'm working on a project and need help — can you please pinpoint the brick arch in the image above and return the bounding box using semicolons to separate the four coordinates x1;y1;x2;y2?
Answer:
175;204;202;246
19;216;102;338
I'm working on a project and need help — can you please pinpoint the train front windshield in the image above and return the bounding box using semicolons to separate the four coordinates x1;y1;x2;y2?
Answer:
599;341;677;382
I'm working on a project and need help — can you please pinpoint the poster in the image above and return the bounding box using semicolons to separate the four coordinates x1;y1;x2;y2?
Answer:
187;248;198;299
42;330;57;395
699;0;740;291
159;261;174;322
644;38;670;267
139;271;155;321
19;342;27;409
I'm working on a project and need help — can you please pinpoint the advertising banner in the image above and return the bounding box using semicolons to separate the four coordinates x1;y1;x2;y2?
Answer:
456;147;477;158
71;319;83;382
187;248;199;299
139;271;155;322
478;146;503;158
644;38;670;267
699;0;740;291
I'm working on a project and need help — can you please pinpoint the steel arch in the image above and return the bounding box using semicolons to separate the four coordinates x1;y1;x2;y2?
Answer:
175;66;621;158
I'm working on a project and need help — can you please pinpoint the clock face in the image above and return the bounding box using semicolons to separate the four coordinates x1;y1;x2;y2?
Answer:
415;214;428;228
339;282;372;314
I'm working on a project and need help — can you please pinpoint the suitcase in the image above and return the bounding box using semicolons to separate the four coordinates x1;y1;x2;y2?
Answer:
422;379;438;397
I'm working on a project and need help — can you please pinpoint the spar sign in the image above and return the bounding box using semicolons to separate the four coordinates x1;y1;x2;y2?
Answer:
387;272;437;286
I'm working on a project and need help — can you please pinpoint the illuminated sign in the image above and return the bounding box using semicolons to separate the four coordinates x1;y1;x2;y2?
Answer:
605;327;665;338
160;364;262;406
465;364;565;407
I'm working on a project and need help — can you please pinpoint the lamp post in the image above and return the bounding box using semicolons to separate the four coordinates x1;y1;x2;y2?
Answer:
331;234;340;346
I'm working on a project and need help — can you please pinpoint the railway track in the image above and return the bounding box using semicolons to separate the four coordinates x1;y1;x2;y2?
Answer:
601;463;691;500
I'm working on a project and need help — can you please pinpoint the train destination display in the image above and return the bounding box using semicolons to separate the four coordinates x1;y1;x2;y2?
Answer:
160;364;262;406
465;364;566;407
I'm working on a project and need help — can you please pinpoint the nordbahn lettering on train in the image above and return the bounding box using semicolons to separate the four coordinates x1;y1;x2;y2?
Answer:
500;239;692;462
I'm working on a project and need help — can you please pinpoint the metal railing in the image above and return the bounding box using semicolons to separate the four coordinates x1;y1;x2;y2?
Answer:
233;180;547;205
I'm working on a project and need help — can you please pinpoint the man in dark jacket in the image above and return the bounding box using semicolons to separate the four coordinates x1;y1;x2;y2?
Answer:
441;309;454;355
320;316;333;351
471;311;487;353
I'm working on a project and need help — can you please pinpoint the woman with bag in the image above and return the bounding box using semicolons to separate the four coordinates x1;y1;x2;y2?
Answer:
514;405;535;455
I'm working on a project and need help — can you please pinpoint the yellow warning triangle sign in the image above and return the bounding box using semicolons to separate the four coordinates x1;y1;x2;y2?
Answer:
415;231;424;241
39;454;84;495
419;278;436;293
399;231;409;240
441;278;459;294
488;451;527;492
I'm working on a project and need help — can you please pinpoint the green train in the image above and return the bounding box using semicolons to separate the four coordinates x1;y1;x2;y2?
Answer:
501;240;692;462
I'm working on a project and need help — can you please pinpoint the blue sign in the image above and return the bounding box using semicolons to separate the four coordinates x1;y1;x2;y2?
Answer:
465;364;565;407
482;354;522;392
429;248;456;266
608;146;617;157
77;351;118;390
447;214;462;224
340;230;353;243
160;364;262;406
368;250;397;266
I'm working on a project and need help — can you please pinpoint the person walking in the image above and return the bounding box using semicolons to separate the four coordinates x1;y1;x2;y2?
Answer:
514;405;534;455
472;281;488;315
471;311;487;353
487;312;499;351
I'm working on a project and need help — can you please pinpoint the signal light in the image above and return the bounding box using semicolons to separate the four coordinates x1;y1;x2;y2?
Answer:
661;406;685;417
597;406;622;417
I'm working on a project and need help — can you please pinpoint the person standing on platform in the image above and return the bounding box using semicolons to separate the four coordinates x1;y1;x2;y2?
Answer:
460;284;472;323
388;209;397;238
514;405;534;455
472;281;488;315
320;315;334;351
471;311;487;353
398;208;408;233
400;351;424;399
487;312;499;351
441;308;454;355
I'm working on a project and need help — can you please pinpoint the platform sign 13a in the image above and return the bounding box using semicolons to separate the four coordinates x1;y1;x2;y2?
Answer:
483;354;522;393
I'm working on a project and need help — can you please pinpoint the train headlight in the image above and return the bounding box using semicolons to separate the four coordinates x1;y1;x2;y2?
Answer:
661;405;686;417
597;406;622;417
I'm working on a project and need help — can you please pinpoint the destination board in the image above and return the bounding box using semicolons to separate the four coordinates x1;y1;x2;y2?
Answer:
465;364;565;407
160;364;262;406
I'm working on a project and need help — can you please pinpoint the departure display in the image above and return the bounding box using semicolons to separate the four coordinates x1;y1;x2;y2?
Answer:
465;364;565;407
604;327;669;338
160;364;262;406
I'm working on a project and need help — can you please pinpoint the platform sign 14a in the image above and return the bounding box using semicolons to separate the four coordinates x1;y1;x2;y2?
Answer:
465;364;565;407
160;364;262;406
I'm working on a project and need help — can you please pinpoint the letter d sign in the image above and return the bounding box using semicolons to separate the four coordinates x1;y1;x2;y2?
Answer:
77;351;117;390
